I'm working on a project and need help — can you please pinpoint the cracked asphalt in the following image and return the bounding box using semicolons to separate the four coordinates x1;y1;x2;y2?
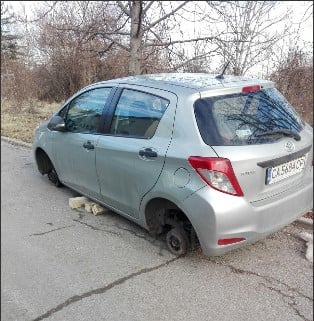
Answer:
1;139;313;321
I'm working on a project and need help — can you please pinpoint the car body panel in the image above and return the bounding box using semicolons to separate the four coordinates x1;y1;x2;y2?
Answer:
180;172;313;256
96;84;178;218
51;132;101;198
211;130;313;203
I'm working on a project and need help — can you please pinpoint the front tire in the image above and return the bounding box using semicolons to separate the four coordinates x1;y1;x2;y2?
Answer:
48;167;62;187
166;227;188;256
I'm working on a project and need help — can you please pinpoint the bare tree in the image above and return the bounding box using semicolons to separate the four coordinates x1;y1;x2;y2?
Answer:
1;2;29;106
206;1;292;75
1;2;22;60
79;1;191;75
266;1;313;76
270;48;313;125
4;0;311;104
26;2;120;100
33;1;226;75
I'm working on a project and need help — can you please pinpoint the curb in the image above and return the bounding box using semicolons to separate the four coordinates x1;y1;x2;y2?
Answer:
1;136;32;149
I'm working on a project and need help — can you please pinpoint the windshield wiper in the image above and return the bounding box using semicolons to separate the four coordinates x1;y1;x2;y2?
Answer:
255;129;301;141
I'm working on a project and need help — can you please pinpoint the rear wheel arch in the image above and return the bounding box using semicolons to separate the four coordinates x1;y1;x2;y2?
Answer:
145;198;177;231
144;197;199;248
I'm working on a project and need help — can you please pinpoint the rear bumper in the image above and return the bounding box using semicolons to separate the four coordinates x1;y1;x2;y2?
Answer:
181;175;313;256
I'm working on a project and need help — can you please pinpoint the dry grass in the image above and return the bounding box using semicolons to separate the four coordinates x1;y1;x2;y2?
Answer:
1;99;59;143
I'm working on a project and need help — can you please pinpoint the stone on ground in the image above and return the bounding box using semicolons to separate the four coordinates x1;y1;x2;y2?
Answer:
69;196;108;216
69;196;90;209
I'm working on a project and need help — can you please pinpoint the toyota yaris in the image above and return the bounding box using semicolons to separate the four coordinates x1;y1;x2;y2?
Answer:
33;73;313;256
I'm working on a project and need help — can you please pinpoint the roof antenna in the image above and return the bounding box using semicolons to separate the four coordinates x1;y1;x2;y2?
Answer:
215;61;230;80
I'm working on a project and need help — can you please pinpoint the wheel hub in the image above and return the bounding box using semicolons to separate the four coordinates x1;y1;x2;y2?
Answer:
169;235;181;251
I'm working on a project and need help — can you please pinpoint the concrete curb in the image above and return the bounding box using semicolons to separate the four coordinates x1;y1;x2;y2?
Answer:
1;136;32;149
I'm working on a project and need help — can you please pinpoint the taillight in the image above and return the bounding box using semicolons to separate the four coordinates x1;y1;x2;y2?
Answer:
188;157;244;196
242;85;261;93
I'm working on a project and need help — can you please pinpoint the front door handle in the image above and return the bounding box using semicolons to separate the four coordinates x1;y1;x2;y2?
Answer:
139;148;158;158
83;141;94;150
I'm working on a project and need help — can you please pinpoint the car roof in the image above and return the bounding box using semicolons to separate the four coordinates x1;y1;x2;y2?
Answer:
85;73;274;93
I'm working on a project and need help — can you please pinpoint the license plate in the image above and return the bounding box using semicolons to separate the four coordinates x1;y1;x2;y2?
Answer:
266;155;307;185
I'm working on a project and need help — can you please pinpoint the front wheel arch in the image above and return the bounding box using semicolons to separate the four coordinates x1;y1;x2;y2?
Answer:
35;148;63;187
35;148;53;174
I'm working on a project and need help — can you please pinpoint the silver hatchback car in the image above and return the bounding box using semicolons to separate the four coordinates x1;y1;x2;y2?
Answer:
33;73;313;256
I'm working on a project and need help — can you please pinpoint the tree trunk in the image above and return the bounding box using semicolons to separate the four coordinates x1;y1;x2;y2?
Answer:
128;1;143;75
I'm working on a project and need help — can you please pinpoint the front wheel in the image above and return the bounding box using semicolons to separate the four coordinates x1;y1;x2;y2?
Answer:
47;167;62;187
166;227;188;256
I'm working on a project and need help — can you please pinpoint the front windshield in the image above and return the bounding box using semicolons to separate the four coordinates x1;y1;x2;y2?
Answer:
194;88;304;146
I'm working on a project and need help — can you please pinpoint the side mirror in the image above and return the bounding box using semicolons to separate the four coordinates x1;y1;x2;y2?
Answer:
48;115;66;132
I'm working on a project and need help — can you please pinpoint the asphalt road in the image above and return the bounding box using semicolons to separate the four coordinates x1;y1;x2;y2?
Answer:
1;139;313;321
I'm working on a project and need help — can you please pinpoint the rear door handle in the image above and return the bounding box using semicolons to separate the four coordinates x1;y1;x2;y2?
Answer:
139;148;158;158
83;141;94;150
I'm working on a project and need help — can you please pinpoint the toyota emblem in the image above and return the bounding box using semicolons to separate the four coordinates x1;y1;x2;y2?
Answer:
284;141;295;152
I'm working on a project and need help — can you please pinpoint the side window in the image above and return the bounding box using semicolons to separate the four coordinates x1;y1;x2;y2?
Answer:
110;89;169;138
65;87;111;133
58;105;68;118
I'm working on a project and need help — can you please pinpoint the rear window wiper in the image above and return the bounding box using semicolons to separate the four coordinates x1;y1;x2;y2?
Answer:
255;129;301;141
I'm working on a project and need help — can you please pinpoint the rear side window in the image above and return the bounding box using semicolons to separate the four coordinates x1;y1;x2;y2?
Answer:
194;88;304;146
110;89;169;138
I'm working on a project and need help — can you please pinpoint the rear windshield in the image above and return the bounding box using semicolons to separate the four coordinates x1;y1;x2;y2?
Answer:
194;88;304;146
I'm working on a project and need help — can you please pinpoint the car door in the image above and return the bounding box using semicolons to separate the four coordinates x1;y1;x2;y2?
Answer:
95;85;178;218
51;87;113;199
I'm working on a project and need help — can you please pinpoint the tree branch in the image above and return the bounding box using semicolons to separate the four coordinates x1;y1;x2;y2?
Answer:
142;1;154;15
116;1;130;17
146;36;218;47
143;1;188;31
172;50;217;71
